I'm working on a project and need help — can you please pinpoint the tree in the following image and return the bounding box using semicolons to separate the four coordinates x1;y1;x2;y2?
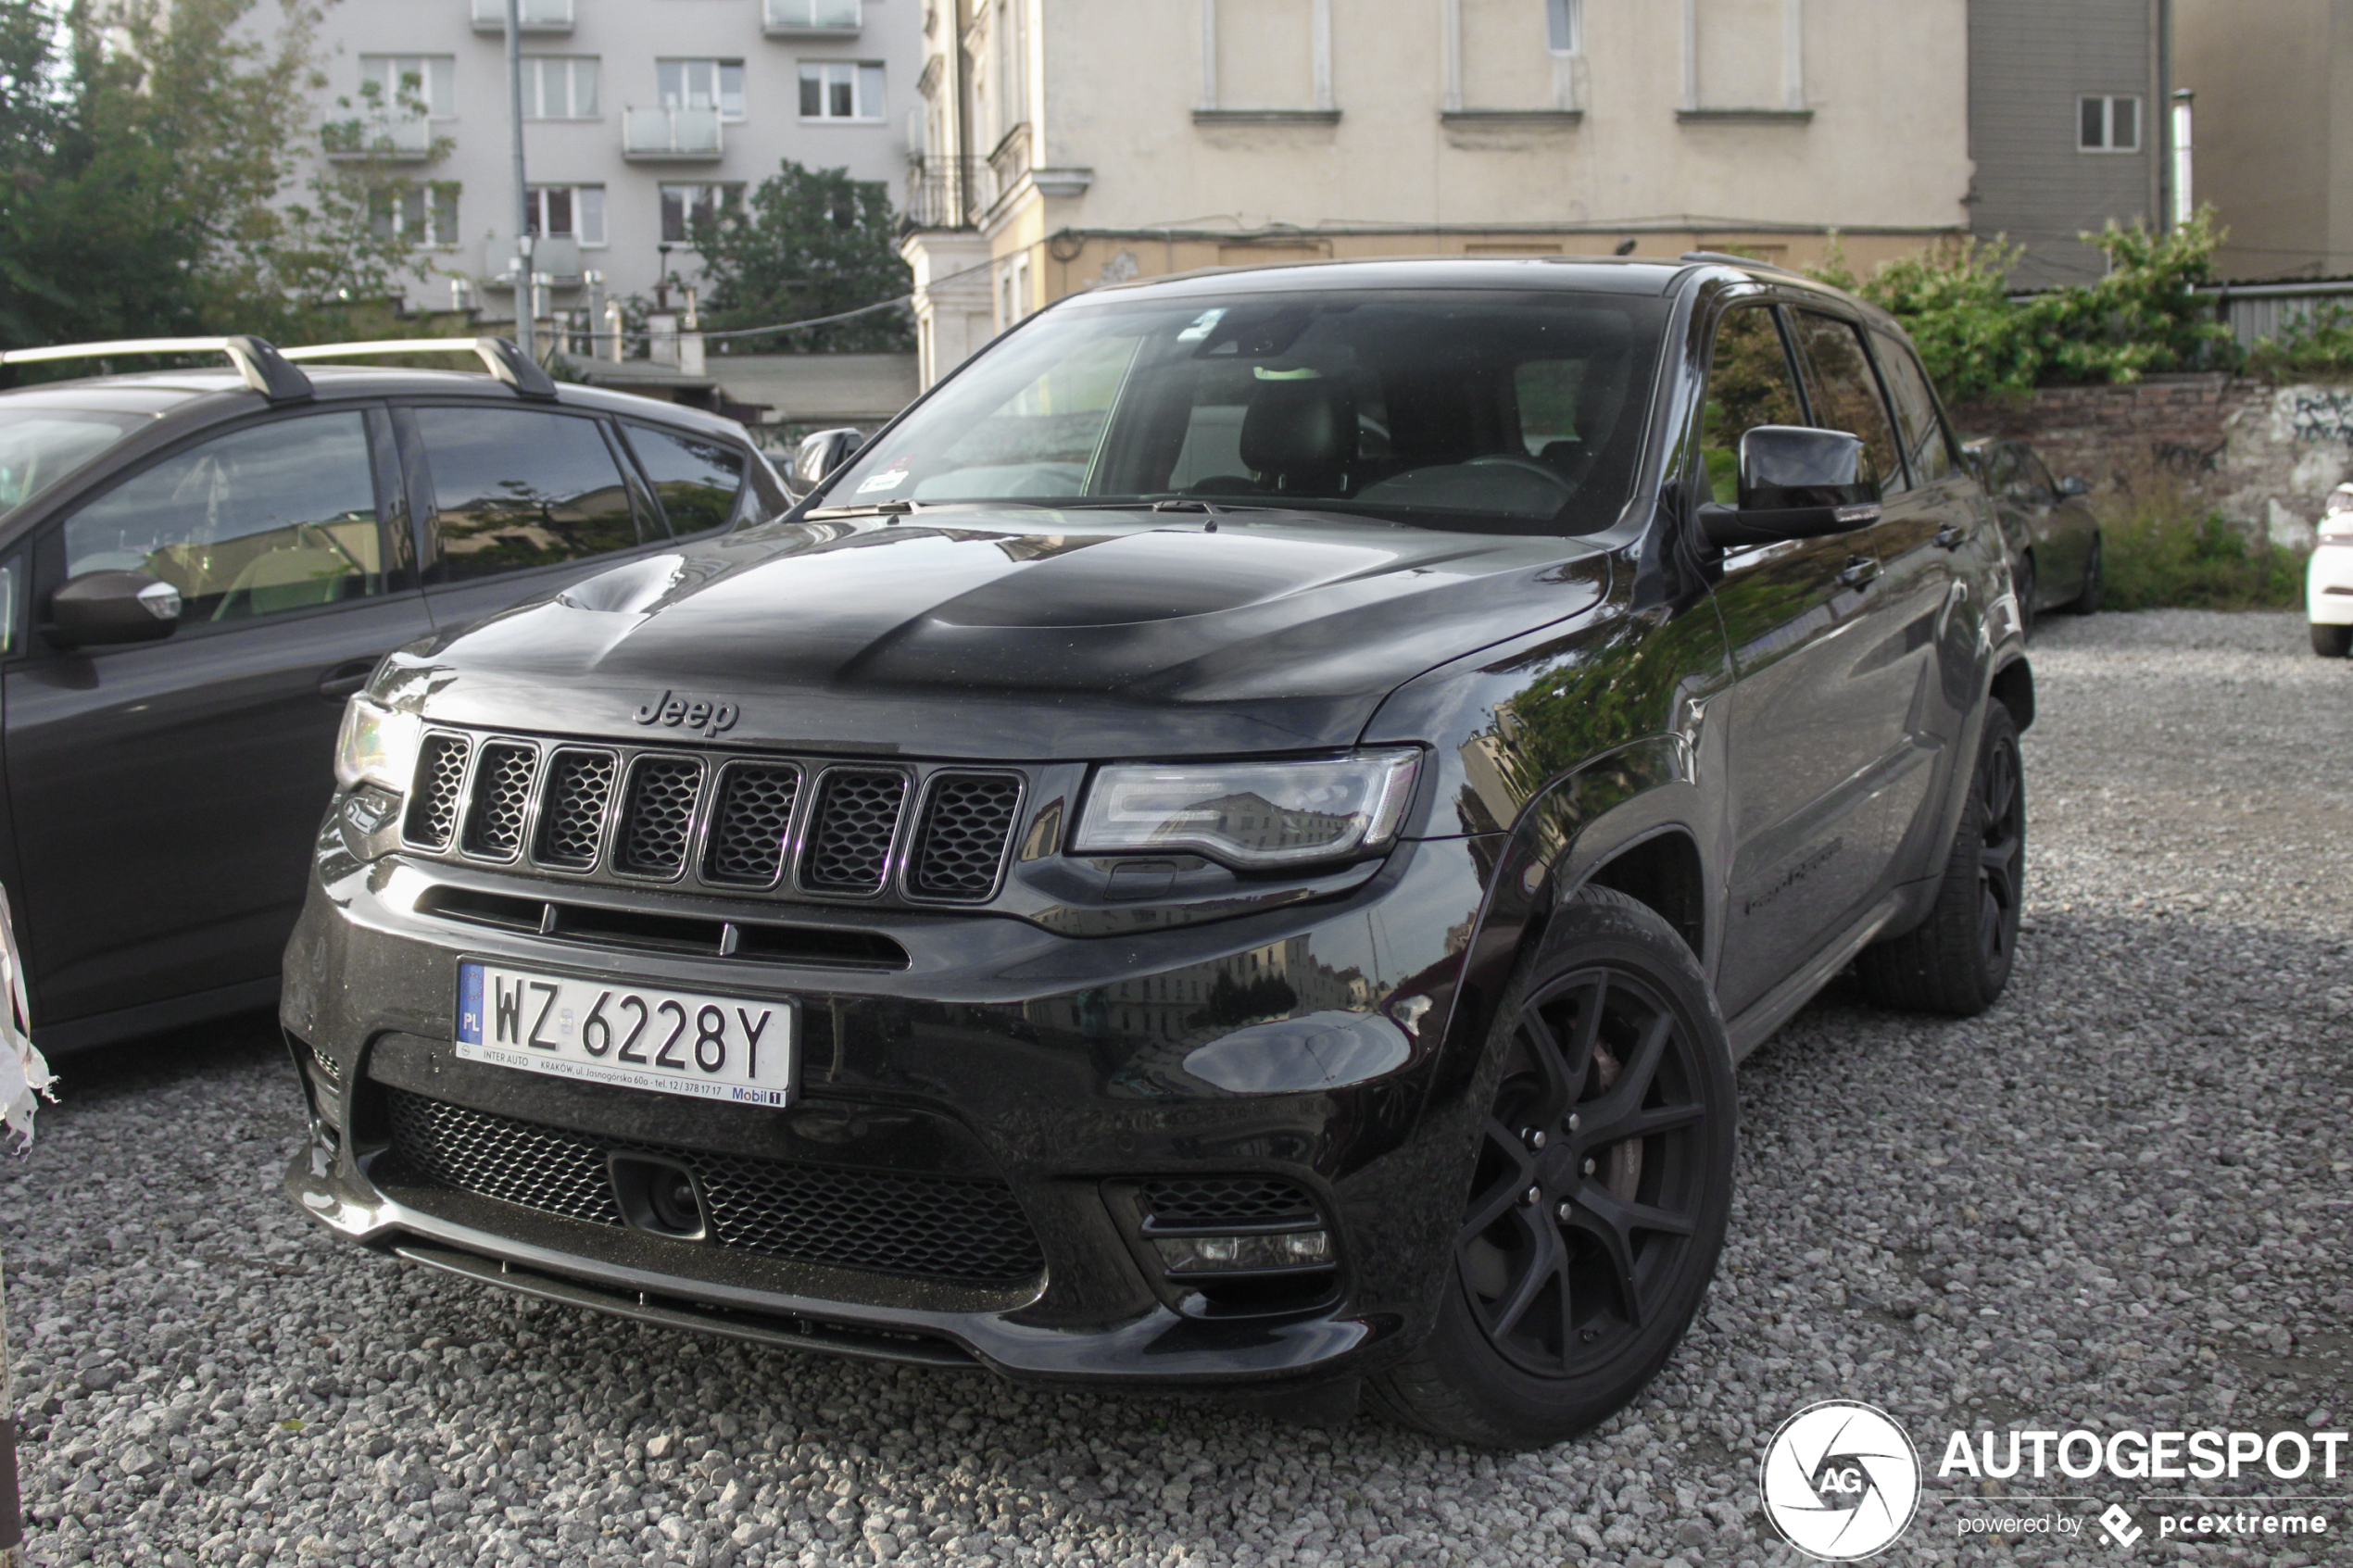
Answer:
693;160;913;354
0;0;442;355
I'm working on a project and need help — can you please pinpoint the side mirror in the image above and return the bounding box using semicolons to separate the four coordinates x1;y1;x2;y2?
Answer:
46;571;182;648
2057;474;2089;498
788;427;866;496
1697;426;1882;548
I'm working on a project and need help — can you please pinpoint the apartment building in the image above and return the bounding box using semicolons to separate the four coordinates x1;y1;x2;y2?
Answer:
2175;0;2353;280
900;0;1976;387
309;0;923;316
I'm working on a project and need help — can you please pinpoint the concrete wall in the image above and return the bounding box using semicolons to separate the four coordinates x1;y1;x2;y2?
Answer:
1967;0;2159;288
2175;0;2353;281
1957;372;2353;546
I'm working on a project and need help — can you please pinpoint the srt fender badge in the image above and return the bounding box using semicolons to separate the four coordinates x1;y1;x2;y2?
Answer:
635;690;739;738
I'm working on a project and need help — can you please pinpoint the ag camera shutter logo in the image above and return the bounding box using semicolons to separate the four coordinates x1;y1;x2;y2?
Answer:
1760;1400;1922;1561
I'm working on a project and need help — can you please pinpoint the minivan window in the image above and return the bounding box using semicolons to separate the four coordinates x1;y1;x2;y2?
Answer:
63;412;383;621
0;408;147;522
821;290;1671;534
417;407;643;581
1786;311;1902;499
624;423;746;535
1869;332;1958;486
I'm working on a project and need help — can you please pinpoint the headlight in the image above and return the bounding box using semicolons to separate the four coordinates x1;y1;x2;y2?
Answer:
333;696;423;795
1073;750;1421;869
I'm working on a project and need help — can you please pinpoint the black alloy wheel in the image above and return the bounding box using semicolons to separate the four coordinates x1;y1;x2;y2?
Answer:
1456;966;1710;1378
1368;887;1735;1449
1857;701;2025;1016
2063;535;2103;615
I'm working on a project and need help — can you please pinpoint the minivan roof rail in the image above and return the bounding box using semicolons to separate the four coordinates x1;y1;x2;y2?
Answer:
280;336;558;400
1680;250;1806;278
0;335;314;403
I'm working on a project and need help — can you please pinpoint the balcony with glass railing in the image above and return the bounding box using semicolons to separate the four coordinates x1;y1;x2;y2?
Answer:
623;107;724;160
764;0;861;35
471;0;574;33
321;114;433;161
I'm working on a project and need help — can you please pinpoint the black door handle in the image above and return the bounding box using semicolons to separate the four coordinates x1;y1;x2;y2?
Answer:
319;659;376;702
1932;523;1968;551
1835;555;1880;590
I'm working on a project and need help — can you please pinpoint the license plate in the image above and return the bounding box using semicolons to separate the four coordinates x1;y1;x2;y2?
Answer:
455;960;795;1107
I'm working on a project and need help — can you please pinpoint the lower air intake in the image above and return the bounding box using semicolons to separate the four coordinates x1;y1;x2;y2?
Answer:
1139;1174;1322;1228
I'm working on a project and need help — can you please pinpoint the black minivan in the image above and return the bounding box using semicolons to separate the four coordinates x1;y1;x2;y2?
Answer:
0;337;784;1052
282;260;2032;1447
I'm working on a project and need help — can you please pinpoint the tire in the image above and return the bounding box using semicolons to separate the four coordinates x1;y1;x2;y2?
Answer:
2312;622;2353;659
2013;555;2037;641
2062;535;2102;615
1856;701;2023;1016
1366;887;1736;1449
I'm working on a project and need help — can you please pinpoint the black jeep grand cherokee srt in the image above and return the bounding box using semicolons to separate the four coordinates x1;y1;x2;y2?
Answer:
284;256;2031;1448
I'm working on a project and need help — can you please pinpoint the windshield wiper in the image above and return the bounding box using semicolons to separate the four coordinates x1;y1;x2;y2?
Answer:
807;498;920;518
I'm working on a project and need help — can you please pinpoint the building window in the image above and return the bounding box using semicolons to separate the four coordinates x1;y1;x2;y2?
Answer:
660;182;743;244
522;56;598;119
996;252;1029;330
659;58;746;121
370;183;460;248
526;184;606;246
359;55;456;119
1545;0;1580;55
770;0;862;27
2079;94;2141;152
799;60;885;121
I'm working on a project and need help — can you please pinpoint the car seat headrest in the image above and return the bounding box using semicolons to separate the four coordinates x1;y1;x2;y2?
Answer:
1239;375;1356;481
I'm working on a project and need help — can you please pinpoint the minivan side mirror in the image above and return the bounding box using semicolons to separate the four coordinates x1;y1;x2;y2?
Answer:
46;571;182;648
2057;474;2089;498
788;427;866;496
1697;425;1882;548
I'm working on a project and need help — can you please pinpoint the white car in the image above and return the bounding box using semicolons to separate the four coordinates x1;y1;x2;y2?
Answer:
2311;482;2353;657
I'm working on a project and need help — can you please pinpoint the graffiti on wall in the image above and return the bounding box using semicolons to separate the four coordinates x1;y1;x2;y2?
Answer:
2293;389;2353;445
2152;438;2227;474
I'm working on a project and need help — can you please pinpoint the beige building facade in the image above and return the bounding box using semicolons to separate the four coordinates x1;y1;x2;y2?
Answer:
2175;0;2353;281
902;0;1973;385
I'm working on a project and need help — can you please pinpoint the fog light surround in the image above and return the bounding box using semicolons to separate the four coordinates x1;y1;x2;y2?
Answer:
1152;1228;1331;1274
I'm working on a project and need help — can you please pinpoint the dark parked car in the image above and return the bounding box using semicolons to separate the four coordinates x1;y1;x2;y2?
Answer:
1966;436;2101;632
283;258;2032;1448
0;336;783;1053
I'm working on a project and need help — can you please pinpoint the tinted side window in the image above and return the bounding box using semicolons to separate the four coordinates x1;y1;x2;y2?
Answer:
2020;449;2058;500
1869;333;1957;485
1786;311;1902;500
63;412;382;622
1695;307;1806;505
417;408;642;582
625;423;746;535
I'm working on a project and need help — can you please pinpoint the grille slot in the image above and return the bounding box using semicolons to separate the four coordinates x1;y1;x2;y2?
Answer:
534;748;616;870
800;770;908;894
705;762;802;886
403;734;471;849
1139;1174;1321;1229
382;1089;623;1226
460;741;539;859
377;1089;1043;1284
615;756;704;876
910;773;1022;900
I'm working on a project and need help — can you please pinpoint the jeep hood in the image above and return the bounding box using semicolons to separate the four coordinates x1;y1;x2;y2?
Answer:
387;507;1609;759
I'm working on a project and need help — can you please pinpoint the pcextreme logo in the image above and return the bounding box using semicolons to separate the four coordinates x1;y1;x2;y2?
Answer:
1759;1400;1924;1561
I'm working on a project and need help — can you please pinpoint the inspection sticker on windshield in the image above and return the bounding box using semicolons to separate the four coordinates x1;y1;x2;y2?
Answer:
855;459;912;494
456;961;795;1107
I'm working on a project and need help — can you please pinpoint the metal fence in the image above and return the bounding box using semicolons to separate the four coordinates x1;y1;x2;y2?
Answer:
903;156;982;231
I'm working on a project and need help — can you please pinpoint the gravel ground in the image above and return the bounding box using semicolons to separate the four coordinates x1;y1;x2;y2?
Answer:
7;608;2351;1568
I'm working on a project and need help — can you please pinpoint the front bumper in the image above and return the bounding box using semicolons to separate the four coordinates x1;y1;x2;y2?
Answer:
2309;541;2353;624
282;822;1504;1389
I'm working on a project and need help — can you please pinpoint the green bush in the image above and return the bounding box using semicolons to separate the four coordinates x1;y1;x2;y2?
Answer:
2100;507;2306;611
1810;212;2240;404
2246;301;2353;380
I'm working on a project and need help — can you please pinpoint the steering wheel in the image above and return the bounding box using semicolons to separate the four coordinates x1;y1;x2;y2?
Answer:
1465;453;1577;495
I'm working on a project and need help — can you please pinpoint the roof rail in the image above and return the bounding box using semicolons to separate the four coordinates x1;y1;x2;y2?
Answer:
280;336;559;400
1680;250;1806;278
0;335;313;402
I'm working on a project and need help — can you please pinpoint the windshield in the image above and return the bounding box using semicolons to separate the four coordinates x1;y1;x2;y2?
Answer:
0;408;147;522
823;288;1669;534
